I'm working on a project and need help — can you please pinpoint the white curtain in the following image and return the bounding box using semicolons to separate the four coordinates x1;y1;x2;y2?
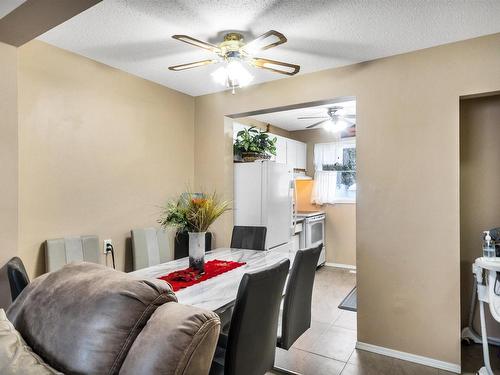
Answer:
313;142;341;169
312;170;339;205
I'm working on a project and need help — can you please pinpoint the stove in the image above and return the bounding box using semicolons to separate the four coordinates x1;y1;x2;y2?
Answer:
296;211;325;218
295;211;326;266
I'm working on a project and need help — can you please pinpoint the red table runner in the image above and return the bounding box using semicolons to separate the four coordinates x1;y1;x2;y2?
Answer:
158;259;246;292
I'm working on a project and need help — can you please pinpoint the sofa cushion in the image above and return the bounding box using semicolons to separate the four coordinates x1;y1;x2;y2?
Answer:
120;303;220;375
0;309;63;375
7;262;176;374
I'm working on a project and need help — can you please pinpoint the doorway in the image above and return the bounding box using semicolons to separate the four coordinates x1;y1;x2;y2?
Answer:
460;93;500;373
228;97;358;372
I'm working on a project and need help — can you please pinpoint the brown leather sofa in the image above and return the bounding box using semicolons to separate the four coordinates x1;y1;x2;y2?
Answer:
6;262;221;374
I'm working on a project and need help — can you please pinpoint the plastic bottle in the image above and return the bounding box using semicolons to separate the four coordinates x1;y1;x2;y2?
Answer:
483;231;496;258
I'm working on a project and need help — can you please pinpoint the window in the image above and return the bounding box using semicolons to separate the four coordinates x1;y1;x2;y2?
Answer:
312;138;356;204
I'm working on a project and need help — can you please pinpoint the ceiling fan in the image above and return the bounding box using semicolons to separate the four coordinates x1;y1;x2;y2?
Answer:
168;30;300;93
298;106;356;132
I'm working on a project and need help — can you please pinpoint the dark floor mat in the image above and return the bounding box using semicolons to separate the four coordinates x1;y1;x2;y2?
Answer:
338;286;357;312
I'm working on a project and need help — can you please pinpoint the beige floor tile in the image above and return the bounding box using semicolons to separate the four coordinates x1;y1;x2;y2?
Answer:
348;349;393;371
291;320;332;351
275;347;346;375
341;362;389;375
311;325;357;362
311;300;343;324
334;311;357;331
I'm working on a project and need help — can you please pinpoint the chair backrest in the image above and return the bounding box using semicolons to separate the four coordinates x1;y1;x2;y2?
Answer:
280;244;322;350
230;226;267;251
225;258;290;375
45;235;100;272
6;257;30;301
131;227;173;270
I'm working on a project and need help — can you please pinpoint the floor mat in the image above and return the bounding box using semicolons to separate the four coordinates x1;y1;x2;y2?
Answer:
338;287;357;312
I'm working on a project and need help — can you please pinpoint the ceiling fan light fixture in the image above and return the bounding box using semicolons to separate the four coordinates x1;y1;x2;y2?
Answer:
169;30;299;94
323;118;349;133
333;118;349;132
211;59;254;93
323;120;335;132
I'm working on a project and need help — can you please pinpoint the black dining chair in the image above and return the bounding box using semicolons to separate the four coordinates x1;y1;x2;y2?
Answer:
6;257;30;302
277;244;323;351
230;226;267;251
210;258;290;375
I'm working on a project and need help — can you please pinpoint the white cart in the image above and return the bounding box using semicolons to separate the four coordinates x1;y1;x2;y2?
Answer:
474;257;500;375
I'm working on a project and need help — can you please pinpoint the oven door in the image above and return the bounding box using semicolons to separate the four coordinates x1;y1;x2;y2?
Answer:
305;215;326;266
305;216;325;248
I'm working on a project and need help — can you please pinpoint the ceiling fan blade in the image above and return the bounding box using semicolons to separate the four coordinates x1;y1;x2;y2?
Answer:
250;58;300;76
172;35;221;53
241;30;287;54
306;120;328;129
168;59;218;71
297;116;329;120
343;114;356;119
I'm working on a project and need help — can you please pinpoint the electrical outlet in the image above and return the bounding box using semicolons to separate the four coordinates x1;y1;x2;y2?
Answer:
103;239;113;254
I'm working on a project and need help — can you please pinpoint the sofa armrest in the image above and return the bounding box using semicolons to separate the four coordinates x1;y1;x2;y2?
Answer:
120;303;220;375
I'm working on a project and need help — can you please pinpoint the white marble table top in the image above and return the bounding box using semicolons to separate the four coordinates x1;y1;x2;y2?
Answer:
130;247;294;312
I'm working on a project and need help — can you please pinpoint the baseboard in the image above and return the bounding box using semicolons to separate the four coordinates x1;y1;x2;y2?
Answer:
355;342;461;374
325;262;356;270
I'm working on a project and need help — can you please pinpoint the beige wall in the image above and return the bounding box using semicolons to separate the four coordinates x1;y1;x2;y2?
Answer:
291;128;356;266
460;95;500;331
0;42;18;308
16;41;195;277
195;33;500;366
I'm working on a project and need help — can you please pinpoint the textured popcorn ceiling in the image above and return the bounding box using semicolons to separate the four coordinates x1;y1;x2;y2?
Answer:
37;0;500;96
0;0;26;18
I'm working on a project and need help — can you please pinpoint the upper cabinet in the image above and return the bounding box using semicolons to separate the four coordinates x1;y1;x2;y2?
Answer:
283;138;307;170
296;141;307;170
286;139;297;169
274;135;288;164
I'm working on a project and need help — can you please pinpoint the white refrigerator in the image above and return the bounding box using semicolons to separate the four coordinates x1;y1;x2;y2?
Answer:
234;161;293;251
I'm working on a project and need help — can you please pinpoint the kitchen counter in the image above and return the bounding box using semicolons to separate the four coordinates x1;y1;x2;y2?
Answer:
296;211;325;218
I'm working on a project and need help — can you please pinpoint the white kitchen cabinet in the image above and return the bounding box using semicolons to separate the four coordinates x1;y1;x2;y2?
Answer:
296;141;307;170
286;139;297;169
285;139;307;170
274;135;287;164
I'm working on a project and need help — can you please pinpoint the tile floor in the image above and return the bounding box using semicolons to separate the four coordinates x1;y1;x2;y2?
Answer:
269;266;459;375
461;341;500;374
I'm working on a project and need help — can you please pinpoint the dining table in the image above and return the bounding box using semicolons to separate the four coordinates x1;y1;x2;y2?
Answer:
129;247;295;314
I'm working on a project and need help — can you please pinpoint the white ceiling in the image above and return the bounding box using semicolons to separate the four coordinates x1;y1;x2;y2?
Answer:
251;100;356;131
36;0;500;97
0;0;26;18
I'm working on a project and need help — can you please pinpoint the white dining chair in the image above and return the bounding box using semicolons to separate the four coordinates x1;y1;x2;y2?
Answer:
131;227;173;271
45;235;100;272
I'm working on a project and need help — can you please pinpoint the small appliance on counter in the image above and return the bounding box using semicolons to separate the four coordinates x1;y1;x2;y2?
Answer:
296;211;326;266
